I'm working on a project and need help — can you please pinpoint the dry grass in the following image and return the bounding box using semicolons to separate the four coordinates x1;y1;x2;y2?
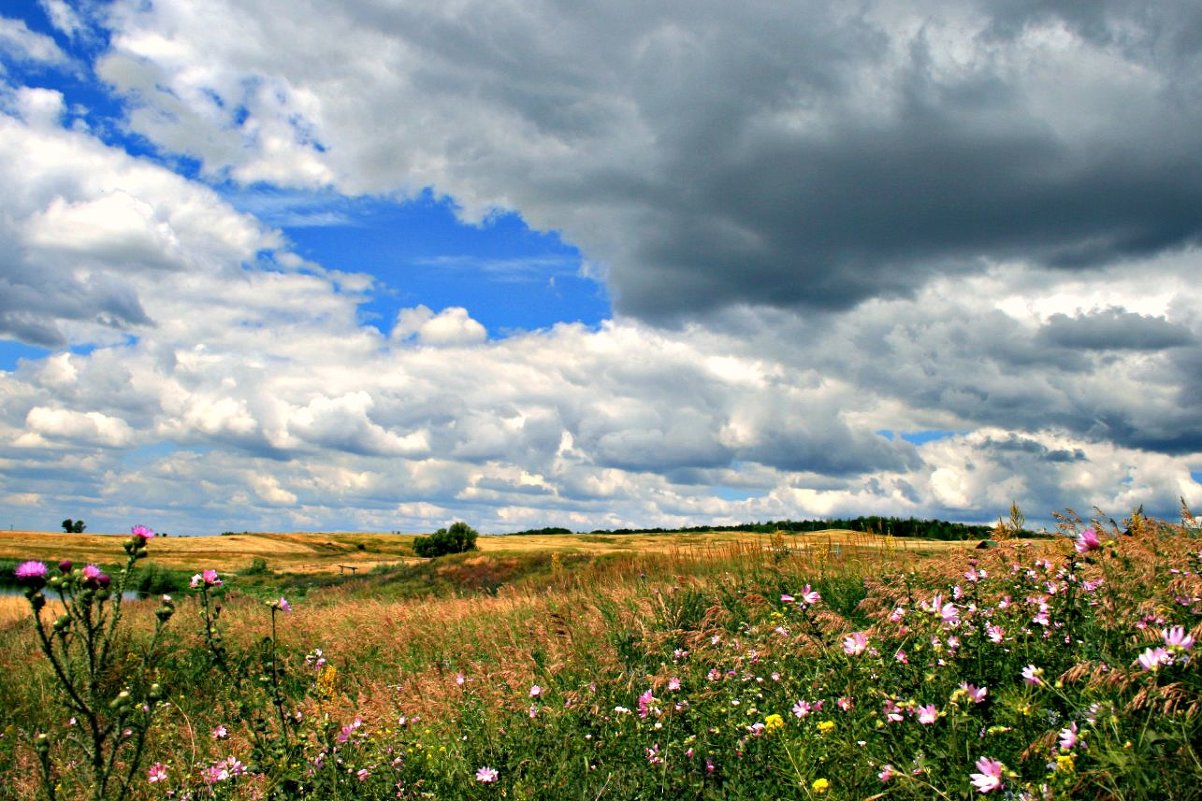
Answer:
0;527;978;576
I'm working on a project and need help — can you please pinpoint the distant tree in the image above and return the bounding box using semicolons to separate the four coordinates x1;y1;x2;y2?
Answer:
61;518;86;533
412;521;479;558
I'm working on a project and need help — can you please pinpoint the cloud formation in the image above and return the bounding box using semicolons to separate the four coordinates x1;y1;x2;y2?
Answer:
91;0;1202;322
0;2;1200;533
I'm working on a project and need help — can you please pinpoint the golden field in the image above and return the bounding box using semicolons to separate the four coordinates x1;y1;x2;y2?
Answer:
0;526;975;576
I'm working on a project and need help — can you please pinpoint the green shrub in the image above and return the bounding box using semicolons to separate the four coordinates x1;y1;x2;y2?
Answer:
412;521;479;558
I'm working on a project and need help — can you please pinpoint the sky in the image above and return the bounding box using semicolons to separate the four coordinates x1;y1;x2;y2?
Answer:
1;0;1200;535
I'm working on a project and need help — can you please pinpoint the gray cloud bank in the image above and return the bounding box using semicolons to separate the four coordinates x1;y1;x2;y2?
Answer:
90;0;1202;322
0;1;1200;531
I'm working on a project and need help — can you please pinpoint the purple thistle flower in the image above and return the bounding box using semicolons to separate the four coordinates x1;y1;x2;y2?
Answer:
131;524;155;541
14;560;48;587
475;766;499;783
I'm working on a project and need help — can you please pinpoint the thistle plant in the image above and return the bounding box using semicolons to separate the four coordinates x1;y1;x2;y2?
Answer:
15;525;173;801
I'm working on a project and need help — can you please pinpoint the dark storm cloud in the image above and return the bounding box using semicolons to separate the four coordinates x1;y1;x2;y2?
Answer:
86;0;1202;325
1037;309;1195;351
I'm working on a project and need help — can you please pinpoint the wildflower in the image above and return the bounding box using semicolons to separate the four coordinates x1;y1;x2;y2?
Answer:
131;524;155;541
646;744;664;764
456;672;466;685
816;720;835;733
1058;722;1078;751
837;696;854;712
356;768;370;781
1137;646;1171;672
894;649;909;664
191;569;222;588
986;624;1005;644
799;584;821;606
960;683;988;704
529;684;542;698
916;704;938;724
1055;754;1076;773
637;689;656;718
336;717;362;743
1163;626;1195;651
1074;528;1101;554
780;593;794;603
668;676;681;691
528;704;539;718
970;756;1005;793
882;700;904;723
842;632;868;655
811;778;830;793
14;560;49;587
889;606;906;622
940;602;961;626
274;597;292;612
475;766;499;783
792;700;812;718
879;764;896;783
1021;665;1044;686
147;763;168;783
212;724;228;740
765;714;785;732
746;722;766;736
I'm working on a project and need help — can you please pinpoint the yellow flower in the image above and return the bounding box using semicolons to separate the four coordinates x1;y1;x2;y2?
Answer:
1055;754;1075;773
816;720;835;734
316;664;338;699
764;714;785;732
811;778;830;793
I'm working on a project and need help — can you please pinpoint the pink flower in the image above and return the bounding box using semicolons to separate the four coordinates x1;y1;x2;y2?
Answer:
147;763;168;783
878;764;895;783
1058;722;1078;751
960;683;988;704
131;524;155;541
970;757;1004;793
882;700;904;723
336;717;362;743
916;704;938;724
475;766;499;783
191;569;222;588
1021;665;1043;686
529;684;542;697
799;584;821;606
637;689;656;718
780;593;794;603
456;672;466;685
211;724;228;740
667;677;681;691
842;632;868;655
356;768;370;781
275;597;292;613
14;560;48;587
792;700;812;718
986;624;1005;644
1074;528;1101;554
837;696;854;712
1162;626;1195;651
1138;646;1171;672
528;704;539;718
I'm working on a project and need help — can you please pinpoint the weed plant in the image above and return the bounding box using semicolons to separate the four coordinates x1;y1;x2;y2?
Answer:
2;512;1199;800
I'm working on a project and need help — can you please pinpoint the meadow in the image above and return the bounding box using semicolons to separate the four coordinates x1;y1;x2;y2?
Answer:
0;513;1198;800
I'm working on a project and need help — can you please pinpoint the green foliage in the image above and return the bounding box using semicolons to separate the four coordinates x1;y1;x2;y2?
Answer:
241;557;271;576
61;518;87;533
412;520;479;558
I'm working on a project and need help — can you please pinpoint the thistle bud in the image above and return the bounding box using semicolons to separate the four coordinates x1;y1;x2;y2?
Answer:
34;732;50;753
149;683;164;702
58;560;72;573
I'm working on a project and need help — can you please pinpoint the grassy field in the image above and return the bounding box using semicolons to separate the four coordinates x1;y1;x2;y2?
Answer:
2;516;1197;800
0;526;972;576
